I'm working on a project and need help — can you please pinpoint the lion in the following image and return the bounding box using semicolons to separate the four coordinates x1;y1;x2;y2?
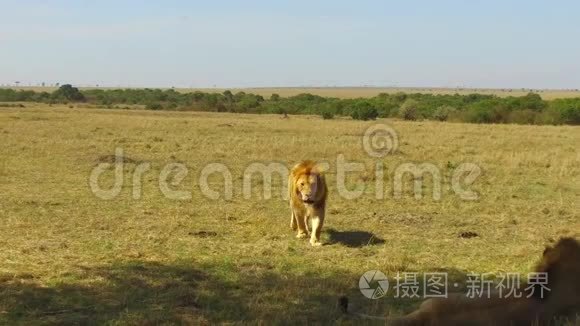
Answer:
288;160;328;246
388;237;580;325
340;237;580;325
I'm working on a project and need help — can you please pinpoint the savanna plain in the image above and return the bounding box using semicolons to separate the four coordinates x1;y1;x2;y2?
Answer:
0;104;579;324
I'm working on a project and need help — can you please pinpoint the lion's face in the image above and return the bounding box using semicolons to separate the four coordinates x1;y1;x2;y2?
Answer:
295;173;319;204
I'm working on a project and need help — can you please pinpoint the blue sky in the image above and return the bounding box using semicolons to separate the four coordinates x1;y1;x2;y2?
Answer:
1;0;579;88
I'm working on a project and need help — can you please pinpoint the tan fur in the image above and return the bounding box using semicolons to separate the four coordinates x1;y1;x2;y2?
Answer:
388;237;580;325
288;160;328;246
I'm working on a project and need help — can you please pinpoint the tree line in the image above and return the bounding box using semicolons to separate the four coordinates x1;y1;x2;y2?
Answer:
1;85;579;125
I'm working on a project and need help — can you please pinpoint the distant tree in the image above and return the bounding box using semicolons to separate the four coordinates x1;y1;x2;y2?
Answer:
393;92;407;102
52;84;85;102
234;91;246;102
201;93;219;109
1;85;579;126
223;90;234;102
519;92;546;111
237;94;262;111
223;90;234;110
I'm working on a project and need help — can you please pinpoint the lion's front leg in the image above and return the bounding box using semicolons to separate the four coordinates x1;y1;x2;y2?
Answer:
294;210;309;238
290;210;297;230
309;208;325;246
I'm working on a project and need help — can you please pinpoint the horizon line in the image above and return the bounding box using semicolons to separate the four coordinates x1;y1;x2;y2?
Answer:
2;84;580;92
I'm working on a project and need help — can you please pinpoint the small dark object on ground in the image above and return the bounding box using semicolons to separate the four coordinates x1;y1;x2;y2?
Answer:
189;231;218;238
459;231;479;239
338;296;348;313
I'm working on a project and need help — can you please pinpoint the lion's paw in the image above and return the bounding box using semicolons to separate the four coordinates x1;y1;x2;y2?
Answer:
296;232;308;239
310;239;323;246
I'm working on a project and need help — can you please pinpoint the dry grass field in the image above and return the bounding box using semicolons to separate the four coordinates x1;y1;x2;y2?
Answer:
1;104;579;324
5;86;580;100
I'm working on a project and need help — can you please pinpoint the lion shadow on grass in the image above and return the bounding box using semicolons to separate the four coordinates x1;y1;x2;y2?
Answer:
0;261;361;324
325;228;386;247
8;261;568;323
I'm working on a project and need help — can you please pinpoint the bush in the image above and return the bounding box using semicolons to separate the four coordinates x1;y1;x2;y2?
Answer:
399;99;419;120
513;92;546;111
321;110;334;120
376;102;398;118
2;86;579;125
560;106;580;125
433;105;456;121
465;107;493;123
509;109;537;125
546;99;580;125
146;103;163;110
350;102;378;120
0;103;25;108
